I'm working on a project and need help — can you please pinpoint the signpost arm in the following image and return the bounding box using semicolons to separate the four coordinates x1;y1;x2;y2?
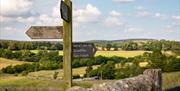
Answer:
63;0;72;88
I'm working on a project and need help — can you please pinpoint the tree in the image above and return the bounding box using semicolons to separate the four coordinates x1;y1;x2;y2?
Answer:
53;71;59;80
113;44;118;51
86;65;93;77
98;61;115;79
101;46;105;51
106;44;112;51
121;42;138;50
116;64;143;79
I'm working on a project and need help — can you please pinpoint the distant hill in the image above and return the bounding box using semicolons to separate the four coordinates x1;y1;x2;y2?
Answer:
85;38;157;43
1;38;179;43
0;39;63;43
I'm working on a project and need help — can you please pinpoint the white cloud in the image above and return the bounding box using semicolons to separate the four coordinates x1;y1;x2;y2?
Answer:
134;7;167;20
127;27;143;32
0;0;32;16
136;11;151;17
155;13;161;17
74;4;101;23
112;0;135;3
104;17;126;27
135;6;144;10
154;12;166;20
172;16;180;21
16;16;35;24
15;14;62;26
103;10;126;28
0;26;27;40
52;1;60;17
14;0;62;26
0;15;14;22
110;10;121;17
165;25;173;33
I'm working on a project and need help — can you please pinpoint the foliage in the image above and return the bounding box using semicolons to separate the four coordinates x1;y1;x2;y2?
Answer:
106;44;112;51
0;40;63;50
1;61;62;74
73;74;81;79
145;49;180;72
0;49;63;62
53;71;59;80
121;42;138;50
86;61;116;79
98;61;116;79
115;64;143;79
21;71;29;76
85;65;93;77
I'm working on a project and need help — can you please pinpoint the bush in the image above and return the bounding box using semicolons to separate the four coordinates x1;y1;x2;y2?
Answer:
14;73;18;76
88;69;98;77
73;74;80;79
21;71;29;76
116;64;143;79
53;71;59;80
1;65;15;74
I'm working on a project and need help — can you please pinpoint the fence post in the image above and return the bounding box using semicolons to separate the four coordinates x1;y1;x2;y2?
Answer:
144;69;162;91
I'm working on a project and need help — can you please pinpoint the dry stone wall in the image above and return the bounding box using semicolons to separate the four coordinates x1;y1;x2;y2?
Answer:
67;69;162;91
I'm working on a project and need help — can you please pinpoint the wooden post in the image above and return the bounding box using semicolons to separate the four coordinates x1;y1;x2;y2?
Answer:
63;0;72;88
144;69;162;91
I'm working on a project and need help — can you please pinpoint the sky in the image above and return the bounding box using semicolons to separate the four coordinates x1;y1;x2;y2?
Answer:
0;0;180;41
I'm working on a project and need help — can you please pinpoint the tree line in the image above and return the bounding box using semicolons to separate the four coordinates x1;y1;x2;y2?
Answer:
1;40;180;52
0;40;63;50
85;42;180;79
1;41;180;79
98;40;180;52
0;49;63;62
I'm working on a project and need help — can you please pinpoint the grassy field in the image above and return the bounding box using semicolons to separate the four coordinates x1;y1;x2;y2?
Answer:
0;71;179;91
95;51;151;57
0;58;30;69
31;50;178;58
163;71;180;89
0;76;65;91
31;50;150;58
28;65;100;80
0;50;179;91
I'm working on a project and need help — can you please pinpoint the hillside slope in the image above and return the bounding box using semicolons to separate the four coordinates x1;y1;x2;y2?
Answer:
0;58;30;69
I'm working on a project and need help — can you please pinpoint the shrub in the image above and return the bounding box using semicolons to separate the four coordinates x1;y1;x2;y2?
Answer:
116;64;143;79
21;71;29;76
73;74;80;79
53;71;59;80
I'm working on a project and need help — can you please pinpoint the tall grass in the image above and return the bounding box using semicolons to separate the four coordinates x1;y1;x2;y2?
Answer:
163;71;180;89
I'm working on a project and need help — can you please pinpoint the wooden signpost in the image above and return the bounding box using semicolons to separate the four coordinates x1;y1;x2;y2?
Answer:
73;43;97;58
26;26;63;39
61;0;72;88
26;0;97;89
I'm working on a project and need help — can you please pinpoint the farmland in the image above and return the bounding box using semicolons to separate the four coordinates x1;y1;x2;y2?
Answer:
30;50;149;58
31;50;151;58
0;56;179;90
95;50;150;57
0;58;30;69
0;69;179;90
0;39;180;91
31;50;177;58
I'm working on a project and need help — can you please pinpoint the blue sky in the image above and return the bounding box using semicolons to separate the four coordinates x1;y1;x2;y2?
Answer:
0;0;180;41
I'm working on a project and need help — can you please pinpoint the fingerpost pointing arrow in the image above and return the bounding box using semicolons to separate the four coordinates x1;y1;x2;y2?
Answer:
26;26;63;39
